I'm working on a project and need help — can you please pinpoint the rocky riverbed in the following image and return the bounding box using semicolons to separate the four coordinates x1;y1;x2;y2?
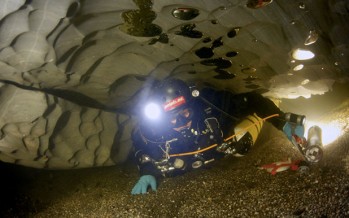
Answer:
1;120;348;218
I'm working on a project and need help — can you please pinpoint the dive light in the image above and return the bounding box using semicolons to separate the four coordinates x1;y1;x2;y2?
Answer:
303;125;323;163
292;125;324;163
144;102;162;120
284;112;306;125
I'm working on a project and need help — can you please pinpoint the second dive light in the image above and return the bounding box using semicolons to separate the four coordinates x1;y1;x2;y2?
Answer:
284;112;306;125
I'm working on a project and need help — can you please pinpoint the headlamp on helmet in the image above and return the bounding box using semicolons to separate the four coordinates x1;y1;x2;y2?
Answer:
142;78;199;124
144;102;162;120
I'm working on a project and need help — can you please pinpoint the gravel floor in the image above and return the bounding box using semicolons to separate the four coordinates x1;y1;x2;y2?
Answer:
1;122;348;218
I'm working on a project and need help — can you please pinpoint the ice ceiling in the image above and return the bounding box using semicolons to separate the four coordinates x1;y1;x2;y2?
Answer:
0;0;348;169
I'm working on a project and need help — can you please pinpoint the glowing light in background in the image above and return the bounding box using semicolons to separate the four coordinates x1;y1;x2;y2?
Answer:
305;120;344;146
304;30;319;45
293;64;304;71
301;79;310;85
292;49;315;60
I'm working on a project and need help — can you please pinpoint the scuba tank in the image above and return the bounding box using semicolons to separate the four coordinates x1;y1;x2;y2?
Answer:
234;113;264;144
217;114;264;155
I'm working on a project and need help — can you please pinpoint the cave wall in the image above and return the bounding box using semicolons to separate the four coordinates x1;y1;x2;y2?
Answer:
0;0;348;168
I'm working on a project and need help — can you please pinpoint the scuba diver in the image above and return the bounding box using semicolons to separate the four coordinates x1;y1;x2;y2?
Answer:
130;78;317;195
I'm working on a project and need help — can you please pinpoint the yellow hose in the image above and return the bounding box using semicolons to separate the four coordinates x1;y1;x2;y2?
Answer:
169;113;280;157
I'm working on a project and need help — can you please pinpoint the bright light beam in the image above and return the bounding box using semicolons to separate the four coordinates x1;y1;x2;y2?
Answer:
305;120;344;146
144;103;161;120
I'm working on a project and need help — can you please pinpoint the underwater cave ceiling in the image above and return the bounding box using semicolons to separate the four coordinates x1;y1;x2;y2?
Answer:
0;0;348;169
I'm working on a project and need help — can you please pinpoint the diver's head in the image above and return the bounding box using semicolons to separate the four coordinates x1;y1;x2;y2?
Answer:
143;78;198;131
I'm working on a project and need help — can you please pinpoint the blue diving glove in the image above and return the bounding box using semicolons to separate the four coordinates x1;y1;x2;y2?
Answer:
283;122;305;141
131;175;157;195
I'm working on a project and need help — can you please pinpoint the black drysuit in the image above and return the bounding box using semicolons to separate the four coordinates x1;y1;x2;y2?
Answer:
131;88;285;179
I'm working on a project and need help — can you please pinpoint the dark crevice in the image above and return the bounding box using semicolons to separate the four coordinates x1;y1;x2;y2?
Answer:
65;40;97;74
56;45;80;65
110;114;132;164
211;37;223;49
43;88;113;112
175;24;203;38
80;57;106;83
66;1;81;18
48;111;71;151
195;47;214;58
0;79;117;113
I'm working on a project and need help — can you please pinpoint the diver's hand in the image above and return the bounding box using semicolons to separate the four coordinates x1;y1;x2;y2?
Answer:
283;122;305;141
131;175;157;195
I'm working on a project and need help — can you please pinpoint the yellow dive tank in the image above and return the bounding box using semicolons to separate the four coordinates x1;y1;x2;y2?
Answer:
233;113;264;145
